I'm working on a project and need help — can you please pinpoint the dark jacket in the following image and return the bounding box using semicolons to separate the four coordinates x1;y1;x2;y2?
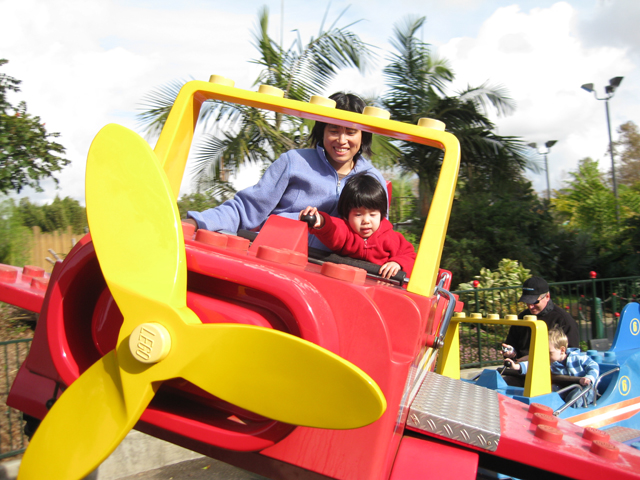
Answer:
504;301;580;358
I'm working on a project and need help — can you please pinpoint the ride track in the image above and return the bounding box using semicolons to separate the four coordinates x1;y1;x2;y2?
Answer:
2;77;640;480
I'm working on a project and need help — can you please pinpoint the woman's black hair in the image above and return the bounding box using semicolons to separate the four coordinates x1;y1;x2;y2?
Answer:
309;92;373;158
338;172;387;219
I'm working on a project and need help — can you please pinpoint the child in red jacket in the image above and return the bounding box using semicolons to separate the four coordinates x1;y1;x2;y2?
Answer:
300;172;416;279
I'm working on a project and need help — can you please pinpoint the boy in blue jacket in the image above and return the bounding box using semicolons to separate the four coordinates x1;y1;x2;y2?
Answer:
506;327;599;407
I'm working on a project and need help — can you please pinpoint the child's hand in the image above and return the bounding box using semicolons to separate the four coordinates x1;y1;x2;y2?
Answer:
379;261;401;279
580;377;592;386
504;358;520;371
299;207;324;229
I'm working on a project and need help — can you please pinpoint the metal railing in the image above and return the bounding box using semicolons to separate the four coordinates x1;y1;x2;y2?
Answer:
1;338;31;460
452;275;640;369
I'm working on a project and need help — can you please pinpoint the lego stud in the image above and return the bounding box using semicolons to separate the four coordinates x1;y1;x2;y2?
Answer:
310;96;336;108
129;323;171;364
453;312;467;318
195;229;228;248
583;427;610;442
288;250;308;267
0;266;17;283
532;413;558;427
31;277;49;291
524;315;537;321
470;313;483;319
258;85;284;97
418;118;446;131
487;314;499;320
256;245;291;264
23;265;45;277
363;106;390;120
226;235;250;251
181;221;196;239
209;75;235;87
321;262;366;284
505;314;518;320
590;440;619;460
528;403;554;416
534;424;563;444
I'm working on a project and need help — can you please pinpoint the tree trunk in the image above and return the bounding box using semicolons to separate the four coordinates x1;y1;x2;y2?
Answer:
418;176;433;218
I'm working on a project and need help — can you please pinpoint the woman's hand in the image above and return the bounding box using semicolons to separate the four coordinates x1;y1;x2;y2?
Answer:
299;207;324;229
378;261;401;279
182;218;198;230
580;377;592;386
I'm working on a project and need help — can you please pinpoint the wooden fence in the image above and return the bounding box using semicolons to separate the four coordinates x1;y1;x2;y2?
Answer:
30;226;83;273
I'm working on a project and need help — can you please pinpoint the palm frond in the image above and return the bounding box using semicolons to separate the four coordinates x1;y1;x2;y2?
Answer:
136;78;189;138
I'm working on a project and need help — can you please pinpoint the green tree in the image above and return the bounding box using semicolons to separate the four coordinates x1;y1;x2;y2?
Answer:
553;157;640;278
176;192;221;220
381;16;531;217
0;199;31;266
0;59;69;194
389;173;417;224
138;6;374;195
442;179;563;283
17;196;87;233
615;121;640;187
553;158;620;249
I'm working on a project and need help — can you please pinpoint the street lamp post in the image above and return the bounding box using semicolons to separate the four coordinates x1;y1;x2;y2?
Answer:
528;140;557;201
581;76;624;223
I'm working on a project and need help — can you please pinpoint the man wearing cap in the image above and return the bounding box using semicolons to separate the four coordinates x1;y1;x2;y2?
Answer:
502;276;580;361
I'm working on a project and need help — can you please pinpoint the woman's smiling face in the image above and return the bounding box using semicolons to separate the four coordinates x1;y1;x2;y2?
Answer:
323;124;362;172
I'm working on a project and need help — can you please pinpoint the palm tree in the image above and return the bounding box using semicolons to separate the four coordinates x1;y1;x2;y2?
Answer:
137;6;374;198
381;16;532;216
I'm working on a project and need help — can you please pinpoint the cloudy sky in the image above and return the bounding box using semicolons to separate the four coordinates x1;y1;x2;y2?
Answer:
2;0;638;205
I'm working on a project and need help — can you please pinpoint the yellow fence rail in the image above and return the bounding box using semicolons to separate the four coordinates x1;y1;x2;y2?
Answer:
29;226;82;273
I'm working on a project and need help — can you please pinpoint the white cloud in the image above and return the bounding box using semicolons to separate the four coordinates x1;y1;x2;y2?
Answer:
1;0;638;204
438;1;638;194
1;0;259;204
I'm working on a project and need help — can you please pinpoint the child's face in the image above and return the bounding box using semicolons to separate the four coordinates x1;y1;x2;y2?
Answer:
348;207;381;239
549;342;566;362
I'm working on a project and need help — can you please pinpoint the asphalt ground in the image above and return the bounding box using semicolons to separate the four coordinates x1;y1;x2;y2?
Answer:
118;457;267;480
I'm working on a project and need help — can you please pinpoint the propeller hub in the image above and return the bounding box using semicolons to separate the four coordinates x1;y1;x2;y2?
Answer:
129;323;172;364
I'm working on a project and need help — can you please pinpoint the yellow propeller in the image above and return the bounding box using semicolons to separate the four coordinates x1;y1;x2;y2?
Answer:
17;124;386;480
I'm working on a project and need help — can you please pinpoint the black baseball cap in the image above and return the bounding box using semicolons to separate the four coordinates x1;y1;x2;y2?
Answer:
519;276;549;304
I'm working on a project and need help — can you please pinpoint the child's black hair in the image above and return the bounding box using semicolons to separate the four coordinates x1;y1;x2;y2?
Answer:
338;173;388;219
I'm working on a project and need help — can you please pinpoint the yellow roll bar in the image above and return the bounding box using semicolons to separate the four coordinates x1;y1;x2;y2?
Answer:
152;78;460;297
436;313;551;398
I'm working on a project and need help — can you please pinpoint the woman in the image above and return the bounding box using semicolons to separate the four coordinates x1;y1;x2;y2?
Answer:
185;92;387;250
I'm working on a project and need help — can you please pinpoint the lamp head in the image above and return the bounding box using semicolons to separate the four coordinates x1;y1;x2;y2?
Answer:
581;83;594;93
609;76;623;89
545;140;558;149
528;142;537;149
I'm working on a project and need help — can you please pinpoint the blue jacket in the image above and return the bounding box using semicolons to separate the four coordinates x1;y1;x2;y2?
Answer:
187;146;388;250
520;348;599;406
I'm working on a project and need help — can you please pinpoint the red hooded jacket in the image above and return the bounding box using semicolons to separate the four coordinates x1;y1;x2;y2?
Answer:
311;212;416;275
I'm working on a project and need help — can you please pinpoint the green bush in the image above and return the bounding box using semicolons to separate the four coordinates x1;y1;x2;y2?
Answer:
0;199;31;266
456;258;531;316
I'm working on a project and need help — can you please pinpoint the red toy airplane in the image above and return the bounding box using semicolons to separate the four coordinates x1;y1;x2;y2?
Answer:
4;78;640;480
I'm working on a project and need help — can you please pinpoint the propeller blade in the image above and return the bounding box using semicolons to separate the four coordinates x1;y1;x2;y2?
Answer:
85;123;189;322
17;351;155;480
175;323;387;429
19;123;387;480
